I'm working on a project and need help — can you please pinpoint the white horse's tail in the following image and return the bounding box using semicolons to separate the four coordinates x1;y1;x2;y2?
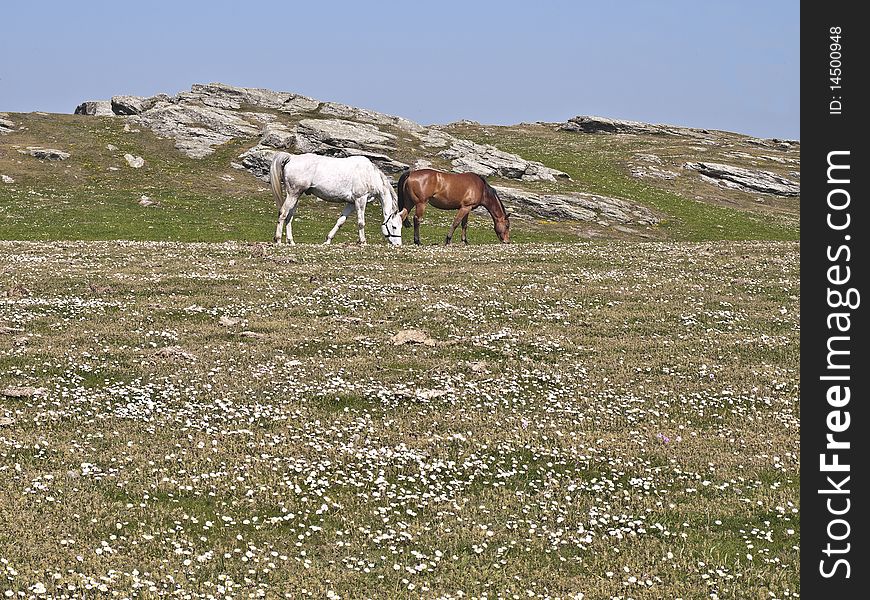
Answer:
269;152;293;208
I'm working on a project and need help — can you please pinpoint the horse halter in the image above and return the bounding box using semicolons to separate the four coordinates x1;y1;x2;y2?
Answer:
382;210;403;240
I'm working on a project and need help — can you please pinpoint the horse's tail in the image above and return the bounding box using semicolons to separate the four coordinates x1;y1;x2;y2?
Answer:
269;151;293;208
397;170;412;227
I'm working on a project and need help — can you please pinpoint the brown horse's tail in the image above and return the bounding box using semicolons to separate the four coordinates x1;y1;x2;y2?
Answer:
269;151;293;208
397;170;412;228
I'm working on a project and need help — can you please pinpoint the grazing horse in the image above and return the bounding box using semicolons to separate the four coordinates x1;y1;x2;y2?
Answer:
396;169;511;245
269;152;403;245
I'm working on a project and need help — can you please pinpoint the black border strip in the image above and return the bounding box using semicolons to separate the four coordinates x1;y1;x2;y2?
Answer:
801;3;868;596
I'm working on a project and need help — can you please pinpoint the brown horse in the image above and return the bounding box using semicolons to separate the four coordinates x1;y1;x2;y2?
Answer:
396;169;511;245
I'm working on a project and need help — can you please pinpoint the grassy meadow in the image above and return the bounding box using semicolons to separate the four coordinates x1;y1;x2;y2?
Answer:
0;109;800;599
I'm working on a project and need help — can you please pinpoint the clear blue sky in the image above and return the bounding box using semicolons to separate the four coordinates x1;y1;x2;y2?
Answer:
1;1;799;139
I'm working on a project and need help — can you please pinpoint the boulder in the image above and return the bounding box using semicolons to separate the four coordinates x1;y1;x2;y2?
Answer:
684;162;800;196
259;122;295;149
561;115;662;135
20;147;70;161
237;146;280;180
111;94;169;115
561;115;712;138
295;118;396;153
124;154;145;168
182;83;305;110
317;101;424;133
0;116;16;134
493;186;659;225
438;138;568;181
130;102;260;158
74;101;114;116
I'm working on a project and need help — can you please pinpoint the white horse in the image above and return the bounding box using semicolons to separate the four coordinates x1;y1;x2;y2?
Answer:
269;152;403;245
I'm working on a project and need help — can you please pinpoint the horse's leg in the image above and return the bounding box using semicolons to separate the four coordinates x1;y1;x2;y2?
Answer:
445;206;473;245
275;192;300;244
325;203;355;244
355;196;368;245
283;193;301;245
460;213;470;245
413;203;427;246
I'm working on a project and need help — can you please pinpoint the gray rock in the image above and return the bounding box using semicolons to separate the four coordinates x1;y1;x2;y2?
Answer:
295;118;396;153
130;102;260;158
438;138;568;181
111;94;169;115
684;162;800;196
318;101;424;133
1;175;14;184
561;115;712;138
20;147;70;161
74;101;114;116
237;146;280;180
0;116;15;134
259;122;295;149
562;115;661;134
185;83;300;110
414;129;453;149
124;154;145;168
493;186;658;225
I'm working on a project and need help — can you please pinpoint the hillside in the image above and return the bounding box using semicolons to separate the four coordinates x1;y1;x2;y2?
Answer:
0;84;800;598
1;83;799;243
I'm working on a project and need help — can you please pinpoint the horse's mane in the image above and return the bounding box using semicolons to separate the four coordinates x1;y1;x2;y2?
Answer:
477;175;507;217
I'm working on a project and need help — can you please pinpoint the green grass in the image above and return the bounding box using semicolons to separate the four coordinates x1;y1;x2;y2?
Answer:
2;112;799;244
445;123;800;241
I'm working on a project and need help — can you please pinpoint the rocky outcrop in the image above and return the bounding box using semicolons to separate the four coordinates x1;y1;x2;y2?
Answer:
179;83;319;114
71;83;568;181
561;115;711;138
74;101;114;116
684;162;799;196
259;122;295;149
111;95;171;115
494;186;658;225
129;102;263;158
438;138;568;182
236;147;279;180
19;147;70;161
0;116;14;134
295;118;396;153
317;101;424;133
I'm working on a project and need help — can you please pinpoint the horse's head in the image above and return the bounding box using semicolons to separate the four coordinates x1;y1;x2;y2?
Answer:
495;209;512;243
382;210;403;246
483;180;511;244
